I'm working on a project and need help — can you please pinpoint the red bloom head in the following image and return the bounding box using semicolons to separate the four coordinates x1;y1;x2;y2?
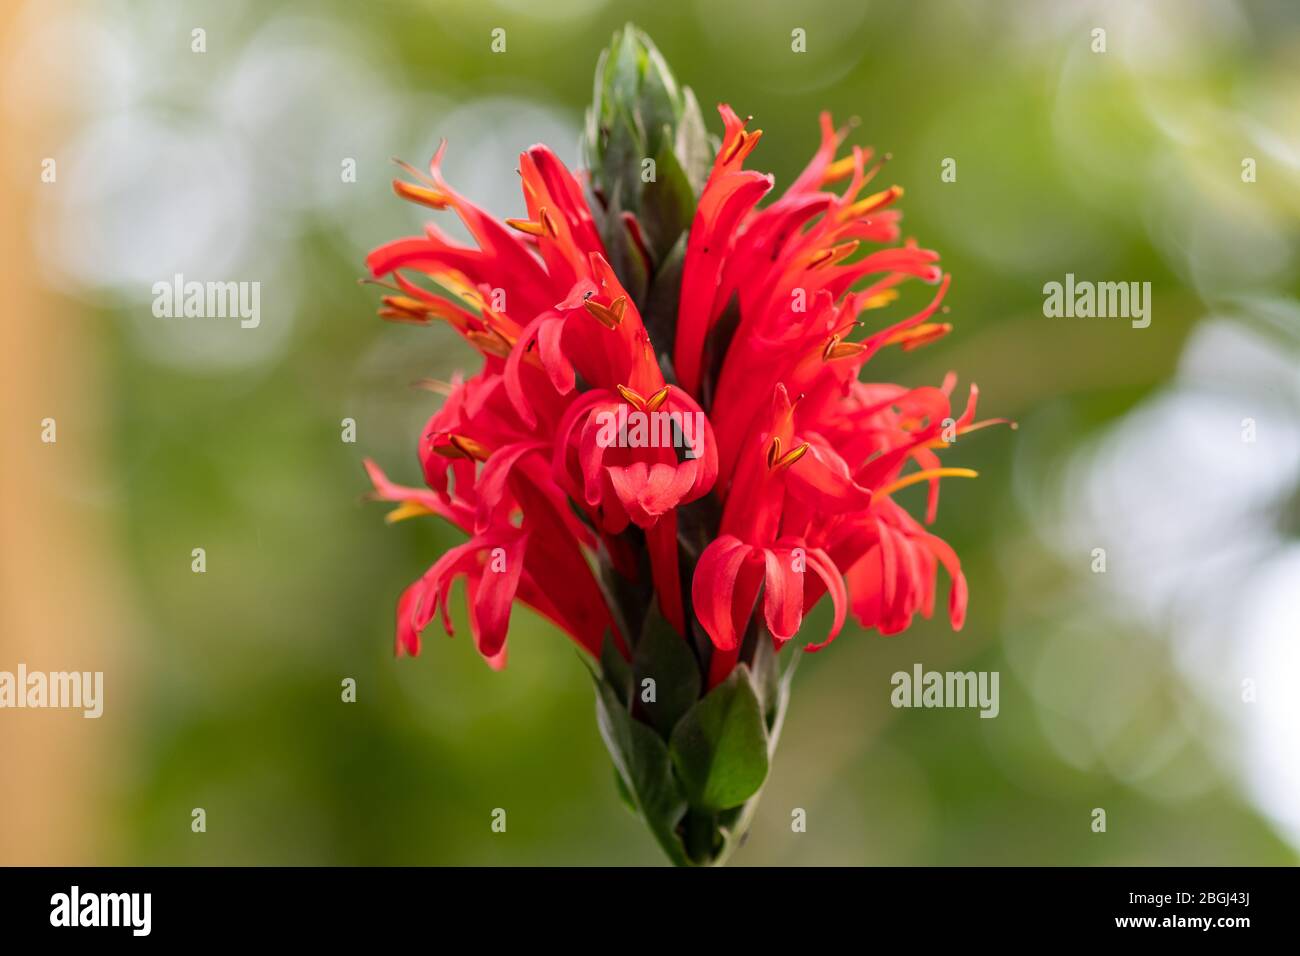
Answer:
363;40;1005;687
361;25;1011;866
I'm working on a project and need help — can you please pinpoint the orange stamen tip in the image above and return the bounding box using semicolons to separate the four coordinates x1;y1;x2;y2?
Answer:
465;330;512;358
645;385;672;412
385;501;435;524
862;288;901;310
823;335;868;362
540;207;559;237
887;322;953;351
843;185;902;220
810;240;860;270
615;384;646;408
875;467;979;499
583;297;625;330
381;294;435;318
445;434;491;462
776;442;810;469
721;129;760;166
766;436;783;470
505;217;545;237
821;154;858;185
393;180;450;209
765;437;810;471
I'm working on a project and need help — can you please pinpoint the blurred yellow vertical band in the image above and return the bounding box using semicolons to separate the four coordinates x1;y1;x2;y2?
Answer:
0;0;127;865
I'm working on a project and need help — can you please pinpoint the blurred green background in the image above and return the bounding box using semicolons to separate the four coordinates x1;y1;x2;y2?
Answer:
5;0;1299;864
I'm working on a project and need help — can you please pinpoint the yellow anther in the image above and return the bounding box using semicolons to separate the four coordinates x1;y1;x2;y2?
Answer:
465;329;513;358
392;180;451;209
766;436;810;471
821;154;857;185
861;288;900;310
583;295;626;330
822;335;868;362
809;240;860;270
841;185;902;221
884;322;952;350
385;501;435;524
445;434;491;462
616;384;646;408
644;385;672;412
875;467;978;499
506;217;545;237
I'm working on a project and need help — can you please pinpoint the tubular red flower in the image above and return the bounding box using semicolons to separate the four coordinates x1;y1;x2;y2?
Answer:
364;105;1002;679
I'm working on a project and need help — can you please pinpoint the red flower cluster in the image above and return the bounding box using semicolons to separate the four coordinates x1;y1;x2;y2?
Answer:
365;105;999;684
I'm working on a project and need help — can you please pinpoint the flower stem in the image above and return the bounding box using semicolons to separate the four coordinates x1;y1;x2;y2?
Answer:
683;809;718;865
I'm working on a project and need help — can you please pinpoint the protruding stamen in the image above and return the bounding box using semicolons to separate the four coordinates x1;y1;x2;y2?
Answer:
875;467;978;499
766;435;809;471
616;384;646;409
778;443;809;469
384;501;435;524
584;295;626;330
540;207;559;238
820;154;858;185
840;185;903;221
393;180;451;209
808;239;860;269
506;216;545;237
644;385;671;412
822;335;869;362
465;329;513;358
721;128;762;166
381;295;436;319
508;207;559;238
861;288;900;310
442;434;491;462
884;322;953;351
766;436;783;470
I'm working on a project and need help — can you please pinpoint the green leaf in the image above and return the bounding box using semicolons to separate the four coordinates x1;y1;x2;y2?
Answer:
631;602;701;737
674;86;713;194
639;136;697;262
669;664;770;811
592;675;689;865
600;109;643;213
583;24;708;283
612;766;637;814
609;28;643;122
599;631;632;705
636;45;679;157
